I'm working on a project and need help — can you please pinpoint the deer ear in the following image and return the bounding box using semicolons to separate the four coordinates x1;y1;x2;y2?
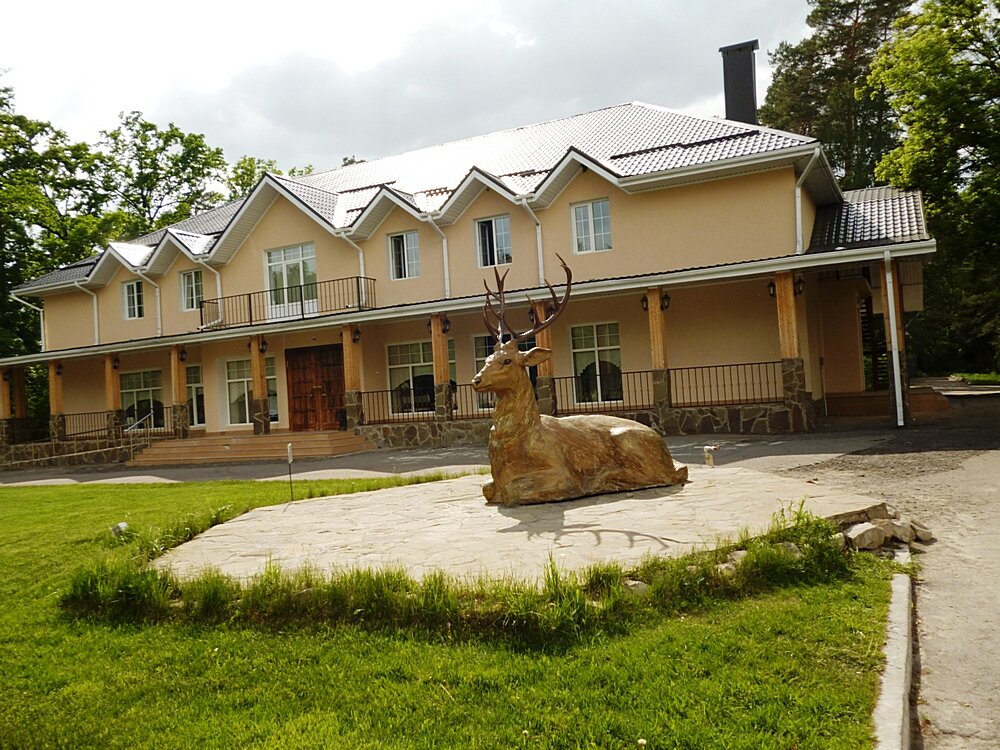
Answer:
521;347;552;366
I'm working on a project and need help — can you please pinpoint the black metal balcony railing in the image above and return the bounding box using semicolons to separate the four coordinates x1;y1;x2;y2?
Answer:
64;410;110;439
200;277;377;330
670;361;782;407
360;387;436;424
452;383;495;420
551;370;655;415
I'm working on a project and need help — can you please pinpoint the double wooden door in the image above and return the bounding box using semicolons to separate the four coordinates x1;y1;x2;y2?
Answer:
286;345;345;431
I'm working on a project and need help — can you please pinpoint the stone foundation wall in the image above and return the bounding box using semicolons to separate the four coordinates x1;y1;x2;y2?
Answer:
655;403;800;435
0;439;137;470
356;419;492;449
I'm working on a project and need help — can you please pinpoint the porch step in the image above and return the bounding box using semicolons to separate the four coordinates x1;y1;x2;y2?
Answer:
127;430;376;467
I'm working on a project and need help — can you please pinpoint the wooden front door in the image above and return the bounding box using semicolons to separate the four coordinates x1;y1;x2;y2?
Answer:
286;345;346;431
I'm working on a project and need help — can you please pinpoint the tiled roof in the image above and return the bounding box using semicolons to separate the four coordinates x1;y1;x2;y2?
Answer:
169;230;216;256
13;256;99;292
134;200;243;246
808;186;929;252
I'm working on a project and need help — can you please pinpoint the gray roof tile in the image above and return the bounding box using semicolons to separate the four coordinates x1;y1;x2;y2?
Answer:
809;186;929;252
13;256;98;292
134;200;243;246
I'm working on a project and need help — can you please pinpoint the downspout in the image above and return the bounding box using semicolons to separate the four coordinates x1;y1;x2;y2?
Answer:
883;250;905;427
520;198;545;285
73;281;100;345
134;269;162;337
10;292;45;351
194;256;225;330
336;232;368;306
795;147;822;255
422;216;451;299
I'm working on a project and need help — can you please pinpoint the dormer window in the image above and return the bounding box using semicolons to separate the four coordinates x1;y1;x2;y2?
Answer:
476;215;512;267
572;199;612;253
122;280;144;319
389;231;420;279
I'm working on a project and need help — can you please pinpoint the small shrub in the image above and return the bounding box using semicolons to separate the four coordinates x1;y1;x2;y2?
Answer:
62;556;175;623
182;569;240;623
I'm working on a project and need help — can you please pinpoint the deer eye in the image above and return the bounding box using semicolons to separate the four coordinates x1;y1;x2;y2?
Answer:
503;358;511;365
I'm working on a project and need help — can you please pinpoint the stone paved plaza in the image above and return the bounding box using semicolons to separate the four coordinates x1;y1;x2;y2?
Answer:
153;465;884;582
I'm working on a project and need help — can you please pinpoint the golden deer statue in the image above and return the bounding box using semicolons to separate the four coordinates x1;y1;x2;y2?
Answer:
472;257;688;506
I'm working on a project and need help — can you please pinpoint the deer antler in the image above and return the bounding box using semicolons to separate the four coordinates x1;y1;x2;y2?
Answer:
482;268;509;340
515;254;572;342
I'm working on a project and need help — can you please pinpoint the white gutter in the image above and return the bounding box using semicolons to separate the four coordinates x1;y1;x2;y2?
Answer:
73;281;100;345
795;147;822;255
883;250;905;427
336;232;368;306
422;216;451;299
10;292;45;351
520;199;545;286
133;270;162;337
193;256;224;330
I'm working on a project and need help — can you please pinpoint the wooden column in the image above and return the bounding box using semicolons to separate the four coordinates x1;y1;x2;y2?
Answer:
48;361;63;415
11;368;26;418
250;336;269;434
104;354;121;411
169;346;187;406
430;314;450;385
342;325;362;391
0;370;11;419
774;271;801;359
646;288;669;370
532;301;554;377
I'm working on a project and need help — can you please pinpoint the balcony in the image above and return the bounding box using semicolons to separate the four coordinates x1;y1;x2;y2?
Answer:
200;277;377;331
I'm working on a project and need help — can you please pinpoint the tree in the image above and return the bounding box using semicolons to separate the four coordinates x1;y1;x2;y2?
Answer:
225;157;315;201
98;112;227;238
759;0;910;189
871;0;1000;372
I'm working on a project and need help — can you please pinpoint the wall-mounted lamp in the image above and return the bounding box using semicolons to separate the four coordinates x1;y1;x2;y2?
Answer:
767;280;777;298
641;291;671;311
442;316;451;334
112;355;121;370
794;276;806;296
178;347;188;362
3;370;11;383
55;363;63;376
352;326;362;344
258;337;268;354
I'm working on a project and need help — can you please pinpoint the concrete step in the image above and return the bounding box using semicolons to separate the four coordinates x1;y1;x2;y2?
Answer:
128;430;376;467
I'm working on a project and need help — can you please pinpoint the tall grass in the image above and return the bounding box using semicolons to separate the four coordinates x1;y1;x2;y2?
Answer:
61;506;862;647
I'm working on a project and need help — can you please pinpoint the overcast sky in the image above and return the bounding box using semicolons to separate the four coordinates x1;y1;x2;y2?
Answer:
4;0;811;171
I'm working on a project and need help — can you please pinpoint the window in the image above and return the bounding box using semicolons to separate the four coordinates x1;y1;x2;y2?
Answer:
476;215;512;267
120;370;163;427
226;357;277;425
122;280;144;319
473;335;537;408
180;269;203;311
186;364;205;427
266;244;317;316
389;231;420;279
572;199;612;253
387;342;434;413
570;323;622;403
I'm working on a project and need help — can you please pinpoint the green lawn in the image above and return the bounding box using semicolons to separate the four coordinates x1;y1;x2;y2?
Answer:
0;479;892;749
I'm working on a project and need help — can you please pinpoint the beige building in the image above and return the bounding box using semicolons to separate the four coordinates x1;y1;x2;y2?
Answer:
2;99;934;455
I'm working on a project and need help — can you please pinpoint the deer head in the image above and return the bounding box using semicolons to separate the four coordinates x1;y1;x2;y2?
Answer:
471;256;572;396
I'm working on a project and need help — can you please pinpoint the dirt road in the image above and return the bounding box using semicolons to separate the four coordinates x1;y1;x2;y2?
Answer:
778;407;1000;749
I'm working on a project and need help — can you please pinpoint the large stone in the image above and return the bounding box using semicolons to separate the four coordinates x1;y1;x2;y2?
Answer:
846;521;886;550
909;519;935;543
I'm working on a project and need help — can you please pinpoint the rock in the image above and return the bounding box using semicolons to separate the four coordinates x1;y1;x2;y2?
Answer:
624;579;650;596
715;562;737;577
910;519;935;543
110;521;130;537
890;520;916;543
727;550;748;565
845;522;886;550
886;505;901;519
777;541;803;558
830;532;847;551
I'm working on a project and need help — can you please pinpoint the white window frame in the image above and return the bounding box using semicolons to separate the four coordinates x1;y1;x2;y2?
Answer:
225;357;278;426
472;334;537;409
264;243;317;319
186;364;205;427
386;340;435;414
180;269;203;312
388;231;420;280
119;369;163;426
571;198;612;254
476;214;512;267
122;280;144;320
569;321;622;404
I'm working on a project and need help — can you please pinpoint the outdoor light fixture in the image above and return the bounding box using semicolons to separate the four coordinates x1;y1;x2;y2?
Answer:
55;363;63;376
641;291;671;311
112;355;120;369
178;347;188;362
768;280;777;298
641;295;649;311
794;276;806;296
352;326;362;344
258;337;268;354
442;316;451;334
3;371;11;383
